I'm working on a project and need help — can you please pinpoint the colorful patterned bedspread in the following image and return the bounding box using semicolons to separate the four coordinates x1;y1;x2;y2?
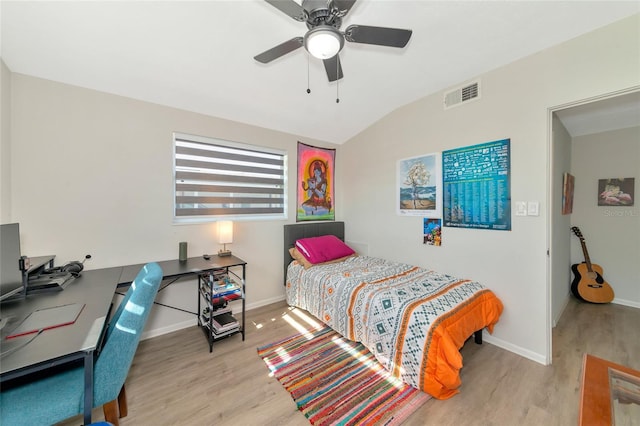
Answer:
286;256;503;399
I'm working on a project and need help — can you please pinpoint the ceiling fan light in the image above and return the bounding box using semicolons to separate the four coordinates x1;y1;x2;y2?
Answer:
305;27;343;59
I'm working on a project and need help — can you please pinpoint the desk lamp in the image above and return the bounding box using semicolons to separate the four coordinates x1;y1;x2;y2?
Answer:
217;221;233;257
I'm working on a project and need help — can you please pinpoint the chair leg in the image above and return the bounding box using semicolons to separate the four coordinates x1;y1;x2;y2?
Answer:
102;385;128;425
117;385;128;418
102;399;120;426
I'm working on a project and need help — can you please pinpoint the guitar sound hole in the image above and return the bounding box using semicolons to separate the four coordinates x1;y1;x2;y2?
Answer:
587;272;598;280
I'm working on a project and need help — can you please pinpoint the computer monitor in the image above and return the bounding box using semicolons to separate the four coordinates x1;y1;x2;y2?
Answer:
1;223;25;302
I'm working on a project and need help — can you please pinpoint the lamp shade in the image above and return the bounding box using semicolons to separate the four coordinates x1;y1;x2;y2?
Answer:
218;221;233;244
304;26;343;59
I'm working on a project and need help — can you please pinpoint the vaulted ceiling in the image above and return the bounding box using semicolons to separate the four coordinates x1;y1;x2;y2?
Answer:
2;1;638;143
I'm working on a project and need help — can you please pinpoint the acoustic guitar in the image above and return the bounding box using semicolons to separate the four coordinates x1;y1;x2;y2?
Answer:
570;226;614;303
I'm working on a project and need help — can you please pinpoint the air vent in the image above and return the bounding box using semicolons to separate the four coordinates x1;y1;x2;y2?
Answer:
444;81;481;109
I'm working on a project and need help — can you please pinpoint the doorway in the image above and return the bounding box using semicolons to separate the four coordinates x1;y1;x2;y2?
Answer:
547;89;640;362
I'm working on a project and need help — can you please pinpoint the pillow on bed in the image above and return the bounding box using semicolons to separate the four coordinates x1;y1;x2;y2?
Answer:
289;247;355;270
295;235;356;264
289;247;314;269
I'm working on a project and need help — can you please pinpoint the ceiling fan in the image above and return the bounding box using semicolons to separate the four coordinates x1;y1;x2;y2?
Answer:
254;0;413;82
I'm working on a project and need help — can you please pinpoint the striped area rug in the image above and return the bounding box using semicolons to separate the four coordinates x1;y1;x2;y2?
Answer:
257;325;430;425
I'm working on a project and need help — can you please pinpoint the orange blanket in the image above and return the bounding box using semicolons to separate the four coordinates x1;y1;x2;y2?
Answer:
418;289;503;399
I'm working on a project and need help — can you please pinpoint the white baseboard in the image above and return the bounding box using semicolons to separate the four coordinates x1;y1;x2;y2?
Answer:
142;318;196;341
612;298;640;309
483;334;548;366
552;295;571;328
245;295;286;311
140;295;288;341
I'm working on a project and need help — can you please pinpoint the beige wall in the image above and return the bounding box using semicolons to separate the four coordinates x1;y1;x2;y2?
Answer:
1;60;12;223
570;126;640;305
550;116;573;327
340;15;640;364
7;73;336;336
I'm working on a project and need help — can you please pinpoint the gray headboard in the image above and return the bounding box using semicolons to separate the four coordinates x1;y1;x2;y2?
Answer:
283;221;345;285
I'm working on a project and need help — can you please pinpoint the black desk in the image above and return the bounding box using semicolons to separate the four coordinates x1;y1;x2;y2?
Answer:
0;267;121;425
0;255;246;425
117;255;247;286
118;255;247;347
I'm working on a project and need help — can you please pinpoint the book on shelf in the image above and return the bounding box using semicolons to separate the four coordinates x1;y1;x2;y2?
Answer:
212;311;238;332
210;292;241;306
210;325;240;339
211;280;241;296
201;318;239;335
199;283;242;300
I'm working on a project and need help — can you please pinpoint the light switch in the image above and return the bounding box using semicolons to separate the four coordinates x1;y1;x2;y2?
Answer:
527;201;539;216
515;201;527;216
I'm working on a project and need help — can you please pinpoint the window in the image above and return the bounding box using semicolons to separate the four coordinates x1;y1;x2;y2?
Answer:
173;132;287;223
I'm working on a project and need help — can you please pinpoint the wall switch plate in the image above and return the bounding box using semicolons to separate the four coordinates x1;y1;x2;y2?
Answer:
515;201;527;216
527;201;540;216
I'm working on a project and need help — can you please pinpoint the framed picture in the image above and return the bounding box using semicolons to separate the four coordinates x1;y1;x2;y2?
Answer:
297;142;336;221
598;178;634;206
397;153;441;217
562;172;575;214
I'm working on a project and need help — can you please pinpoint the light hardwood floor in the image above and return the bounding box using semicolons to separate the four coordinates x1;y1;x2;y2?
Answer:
59;297;640;426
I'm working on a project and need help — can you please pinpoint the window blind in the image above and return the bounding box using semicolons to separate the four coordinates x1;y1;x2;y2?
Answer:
174;133;287;222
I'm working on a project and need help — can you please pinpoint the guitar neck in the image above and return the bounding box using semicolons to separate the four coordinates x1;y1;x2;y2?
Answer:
580;239;594;272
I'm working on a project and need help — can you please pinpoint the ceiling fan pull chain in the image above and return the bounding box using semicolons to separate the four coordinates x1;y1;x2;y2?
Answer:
306;54;311;94
336;58;340;103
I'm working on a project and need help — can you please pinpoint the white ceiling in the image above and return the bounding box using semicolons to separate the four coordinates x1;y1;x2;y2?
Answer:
555;91;640;137
1;1;639;144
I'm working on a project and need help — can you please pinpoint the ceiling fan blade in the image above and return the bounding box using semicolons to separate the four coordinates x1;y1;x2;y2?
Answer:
323;54;344;82
264;0;306;22
332;0;357;16
254;37;304;63
344;24;412;48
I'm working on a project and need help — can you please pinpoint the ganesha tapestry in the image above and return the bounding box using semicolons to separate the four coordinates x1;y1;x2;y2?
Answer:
297;142;335;222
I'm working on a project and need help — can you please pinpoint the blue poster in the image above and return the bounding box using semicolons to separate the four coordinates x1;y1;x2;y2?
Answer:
442;139;511;230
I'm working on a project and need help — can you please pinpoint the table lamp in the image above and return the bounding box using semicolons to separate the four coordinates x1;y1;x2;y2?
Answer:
217;221;233;257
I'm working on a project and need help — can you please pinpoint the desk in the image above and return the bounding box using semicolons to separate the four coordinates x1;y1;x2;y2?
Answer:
118;255;247;347
1;267;121;425
117;254;247;287
1;255;246;425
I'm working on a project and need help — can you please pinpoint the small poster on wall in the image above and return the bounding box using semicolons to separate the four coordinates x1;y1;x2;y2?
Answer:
397;153;442;218
297;142;336;221
562;172;575;215
423;218;442;246
598;178;634;206
442;138;511;230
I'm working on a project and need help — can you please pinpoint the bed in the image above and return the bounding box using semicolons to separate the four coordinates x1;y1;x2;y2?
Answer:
283;222;503;400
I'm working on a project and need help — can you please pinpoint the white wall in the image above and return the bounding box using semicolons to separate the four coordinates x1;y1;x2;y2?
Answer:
5;73;337;335
1;60;11;223
570;126;640;307
340;15;640;364
550;116;573;327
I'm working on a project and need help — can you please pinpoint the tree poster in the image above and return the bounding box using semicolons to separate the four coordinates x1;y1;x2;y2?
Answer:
397;153;442;217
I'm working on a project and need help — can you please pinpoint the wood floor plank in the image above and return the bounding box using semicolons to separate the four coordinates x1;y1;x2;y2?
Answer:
56;297;640;425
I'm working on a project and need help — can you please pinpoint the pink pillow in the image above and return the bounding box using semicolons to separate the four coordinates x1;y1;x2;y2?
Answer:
295;235;355;264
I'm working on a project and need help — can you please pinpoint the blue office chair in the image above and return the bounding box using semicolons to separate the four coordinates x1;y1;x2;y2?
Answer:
0;262;163;426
